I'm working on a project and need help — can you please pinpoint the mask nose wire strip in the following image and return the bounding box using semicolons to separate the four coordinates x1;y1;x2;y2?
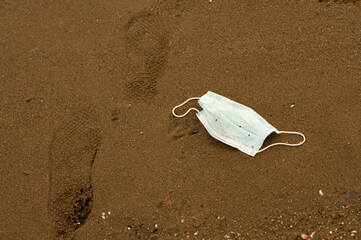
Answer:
257;131;306;153
172;97;201;118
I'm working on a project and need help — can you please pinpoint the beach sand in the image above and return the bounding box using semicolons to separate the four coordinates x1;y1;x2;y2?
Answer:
0;0;360;239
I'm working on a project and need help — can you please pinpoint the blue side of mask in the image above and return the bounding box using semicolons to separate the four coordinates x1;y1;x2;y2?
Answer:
196;91;278;156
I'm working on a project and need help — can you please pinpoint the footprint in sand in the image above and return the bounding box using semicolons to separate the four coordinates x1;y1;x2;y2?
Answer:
122;12;200;141
47;109;102;239
122;11;169;101
168;115;201;140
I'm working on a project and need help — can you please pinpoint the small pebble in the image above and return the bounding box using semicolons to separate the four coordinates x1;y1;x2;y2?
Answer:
26;97;35;103
319;190;324;196
101;215;106;220
301;233;308;239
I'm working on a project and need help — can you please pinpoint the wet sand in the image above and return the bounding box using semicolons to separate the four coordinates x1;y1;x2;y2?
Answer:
0;0;360;239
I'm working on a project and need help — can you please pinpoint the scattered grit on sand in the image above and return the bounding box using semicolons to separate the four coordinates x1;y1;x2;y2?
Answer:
0;0;360;239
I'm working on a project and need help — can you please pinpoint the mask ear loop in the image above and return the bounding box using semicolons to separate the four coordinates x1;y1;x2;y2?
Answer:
172;97;200;118
257;131;306;153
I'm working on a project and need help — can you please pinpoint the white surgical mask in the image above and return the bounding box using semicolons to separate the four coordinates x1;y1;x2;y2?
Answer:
172;91;306;156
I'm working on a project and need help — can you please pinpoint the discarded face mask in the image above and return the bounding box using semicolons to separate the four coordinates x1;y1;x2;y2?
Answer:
172;91;305;156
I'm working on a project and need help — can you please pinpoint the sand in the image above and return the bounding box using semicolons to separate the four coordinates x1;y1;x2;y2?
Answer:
0;0;360;239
